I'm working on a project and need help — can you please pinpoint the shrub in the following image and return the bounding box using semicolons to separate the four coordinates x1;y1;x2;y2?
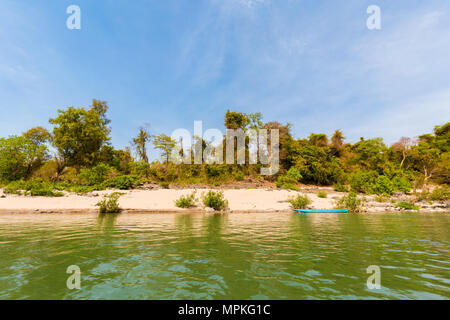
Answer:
79;164;113;186
281;183;299;191
428;186;450;201
29;189;64;197
415;186;450;202
202;190;228;211
392;176;412;193
396;201;419;211
159;182;170;189
103;175;135;190
288;194;311;209
372;175;395;196
3;186;22;195
317;190;328;198
69;185;105;194
175;191;198;208
235;171;244;181
349;170;378;194
333;183;349;192
96;192;123;214
129;161;151;178
285;167;302;182
375;195;388;203
205;165;225;178
335;192;364;213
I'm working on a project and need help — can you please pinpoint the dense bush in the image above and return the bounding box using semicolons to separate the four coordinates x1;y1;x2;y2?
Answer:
349;170;379;194
335;192;364;213
202;191;229;211
333;183;349;192
317;190;328;198
416;186;450;202
29;189;64;197
391;176;412;193
79;163;113;186
175;191;198;208
96;192;123;213
396;201;419;211
103;175;135;190
288;194;311;209
372;175;395;196
235;171;244;181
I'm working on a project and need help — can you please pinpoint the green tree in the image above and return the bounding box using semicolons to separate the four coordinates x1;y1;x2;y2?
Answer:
49;99;111;168
331;130;345;155
224;110;250;129
0;136;47;181
309;133;328;147
23;126;51;146
132;126;152;163
153;134;176;164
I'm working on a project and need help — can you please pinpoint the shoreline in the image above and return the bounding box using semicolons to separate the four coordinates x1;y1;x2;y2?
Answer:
1;187;448;214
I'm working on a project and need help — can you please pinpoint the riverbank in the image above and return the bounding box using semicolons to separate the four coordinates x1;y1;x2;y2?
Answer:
0;187;448;214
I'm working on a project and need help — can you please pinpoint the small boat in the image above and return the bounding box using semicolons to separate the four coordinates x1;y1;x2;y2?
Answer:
293;209;348;214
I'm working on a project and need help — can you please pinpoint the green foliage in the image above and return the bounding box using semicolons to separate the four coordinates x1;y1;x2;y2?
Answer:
225;110;250;129
396;201;419;211
349;170;379;194
103;175;135;190
202;191;229;211
285;167;302;182
416;186;450;202
235;171;244;181
129;161;151;178
79;163;113;186
372;175;395;196
49;100;111;167
29;189;64;197
159;181;170;189
349;171;408;196
132;127;151;163
335;192;364;213
96;192;123;214
288;194;311;209
276;167;302;189
333;183;349;192
428;186;450;201
153;134;176;163
3;179;64;197
0;136;47;182
206;165;225;178
317;190;328;198
375;195;388;203
392;176;412;193
175;191;198;208
69;185;105;194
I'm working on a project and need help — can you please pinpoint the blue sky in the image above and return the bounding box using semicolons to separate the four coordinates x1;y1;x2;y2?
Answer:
1;0;449;158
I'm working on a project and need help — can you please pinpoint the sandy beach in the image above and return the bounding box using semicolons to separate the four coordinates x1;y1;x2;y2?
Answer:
0;187;448;214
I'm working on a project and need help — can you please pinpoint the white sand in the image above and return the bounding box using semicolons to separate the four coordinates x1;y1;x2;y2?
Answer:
0;188;447;213
0;188;335;213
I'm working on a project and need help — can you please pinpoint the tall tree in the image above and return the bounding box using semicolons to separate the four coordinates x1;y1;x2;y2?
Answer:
49;99;111;168
392;137;413;168
0;136;47;181
224;110;250;130
153;134;176;164
331;130;345;152
23;126;51;146
132;126;152;163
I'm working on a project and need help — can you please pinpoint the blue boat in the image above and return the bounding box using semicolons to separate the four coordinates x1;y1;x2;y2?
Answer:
293;209;348;214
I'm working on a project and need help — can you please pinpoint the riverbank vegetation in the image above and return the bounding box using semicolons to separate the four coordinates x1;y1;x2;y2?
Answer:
0;99;448;205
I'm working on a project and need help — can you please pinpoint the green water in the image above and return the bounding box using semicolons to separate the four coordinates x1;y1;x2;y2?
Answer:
0;212;449;300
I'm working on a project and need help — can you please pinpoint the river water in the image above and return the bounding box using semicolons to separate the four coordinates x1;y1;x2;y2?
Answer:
0;212;448;299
